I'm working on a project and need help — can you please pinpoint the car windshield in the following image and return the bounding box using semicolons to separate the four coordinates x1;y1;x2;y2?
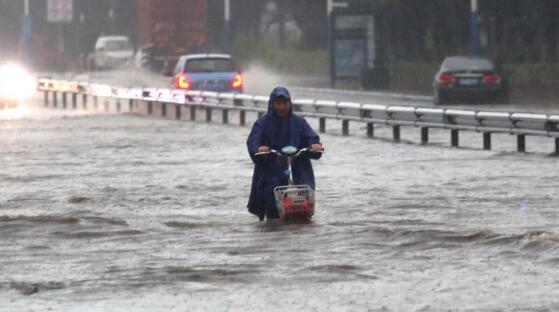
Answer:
105;40;132;51
184;58;235;73
442;57;493;71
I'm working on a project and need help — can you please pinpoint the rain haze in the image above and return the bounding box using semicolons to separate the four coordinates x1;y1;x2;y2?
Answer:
1;1;559;311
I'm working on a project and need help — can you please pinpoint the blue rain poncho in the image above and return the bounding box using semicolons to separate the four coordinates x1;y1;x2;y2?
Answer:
246;87;321;220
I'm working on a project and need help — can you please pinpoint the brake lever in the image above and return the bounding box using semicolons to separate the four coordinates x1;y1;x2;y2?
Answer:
255;149;278;156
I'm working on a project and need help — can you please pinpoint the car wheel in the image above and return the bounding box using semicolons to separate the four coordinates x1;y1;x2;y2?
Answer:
434;90;449;105
496;90;509;104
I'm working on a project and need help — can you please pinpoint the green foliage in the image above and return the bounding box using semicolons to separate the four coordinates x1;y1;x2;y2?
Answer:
233;34;328;76
504;63;559;88
388;62;439;92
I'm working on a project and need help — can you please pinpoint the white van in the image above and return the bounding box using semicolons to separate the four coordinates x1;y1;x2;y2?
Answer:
93;36;134;70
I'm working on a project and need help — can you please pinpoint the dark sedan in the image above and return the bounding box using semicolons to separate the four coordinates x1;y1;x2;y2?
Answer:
433;56;508;105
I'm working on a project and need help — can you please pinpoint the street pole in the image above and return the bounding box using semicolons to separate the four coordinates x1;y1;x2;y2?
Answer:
21;0;33;67
327;0;334;88
223;0;231;53
470;0;480;55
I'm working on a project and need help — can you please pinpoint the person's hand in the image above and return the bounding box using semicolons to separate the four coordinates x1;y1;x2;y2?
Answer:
310;143;323;152
257;145;270;153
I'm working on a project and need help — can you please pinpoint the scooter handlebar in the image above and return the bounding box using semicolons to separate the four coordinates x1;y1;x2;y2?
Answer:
254;147;324;157
254;149;280;156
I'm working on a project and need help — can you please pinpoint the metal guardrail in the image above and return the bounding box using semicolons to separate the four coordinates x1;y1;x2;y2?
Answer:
37;78;559;154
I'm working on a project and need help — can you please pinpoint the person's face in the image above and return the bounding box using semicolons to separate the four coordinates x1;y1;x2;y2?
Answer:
273;96;290;117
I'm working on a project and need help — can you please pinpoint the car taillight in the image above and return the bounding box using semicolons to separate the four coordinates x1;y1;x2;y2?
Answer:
176;74;192;90
437;72;456;84
482;74;501;84
230;73;243;90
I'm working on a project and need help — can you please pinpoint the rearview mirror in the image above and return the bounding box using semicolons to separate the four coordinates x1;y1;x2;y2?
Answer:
162;68;173;77
161;61;174;77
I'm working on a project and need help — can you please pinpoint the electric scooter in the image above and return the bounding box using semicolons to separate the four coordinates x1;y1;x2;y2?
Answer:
255;146;322;220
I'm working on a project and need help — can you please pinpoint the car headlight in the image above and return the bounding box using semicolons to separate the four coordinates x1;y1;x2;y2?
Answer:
0;64;35;101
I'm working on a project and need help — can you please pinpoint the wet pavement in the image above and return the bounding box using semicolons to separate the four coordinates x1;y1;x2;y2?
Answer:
1;88;559;311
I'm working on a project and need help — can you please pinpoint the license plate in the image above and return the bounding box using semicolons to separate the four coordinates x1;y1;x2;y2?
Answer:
460;78;478;86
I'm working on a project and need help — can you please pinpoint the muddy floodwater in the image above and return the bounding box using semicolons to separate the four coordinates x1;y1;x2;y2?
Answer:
1;96;559;311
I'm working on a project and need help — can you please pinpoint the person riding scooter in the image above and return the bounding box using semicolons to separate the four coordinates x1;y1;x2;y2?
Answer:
246;87;323;221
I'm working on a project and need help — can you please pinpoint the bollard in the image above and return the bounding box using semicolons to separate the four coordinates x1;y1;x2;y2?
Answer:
44;91;49;107
451;129;459;147
342;120;349;136
147;101;153;115
367;122;374;138
82;94;88;110
421;127;429;144
175;104;181;120
53;91;58;108
393;125;401;142
72;93;77;109
319;118;326;133
116;99;121;112
483;132;492;150
222;109;229;124
190;106;196;121
239;110;246;126
517;134;526;152
206;107;212;122
62;92;67;109
161;102;166;117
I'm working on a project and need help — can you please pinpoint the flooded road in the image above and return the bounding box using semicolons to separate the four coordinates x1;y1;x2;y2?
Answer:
1;95;559;311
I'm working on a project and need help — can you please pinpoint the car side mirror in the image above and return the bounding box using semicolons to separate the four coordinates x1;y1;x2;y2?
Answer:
161;60;174;77
162;68;173;77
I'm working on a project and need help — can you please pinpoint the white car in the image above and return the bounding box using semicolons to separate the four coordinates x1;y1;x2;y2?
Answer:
93;36;134;70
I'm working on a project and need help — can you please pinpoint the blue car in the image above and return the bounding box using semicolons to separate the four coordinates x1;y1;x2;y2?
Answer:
170;53;243;93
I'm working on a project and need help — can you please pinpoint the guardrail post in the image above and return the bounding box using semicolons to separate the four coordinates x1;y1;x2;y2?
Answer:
161;102;167;117
128;99;133;112
82;94;87;109
206;107;212;122
319;118;326;133
483;133;491;150
175;104;181;120
222;109;229;124
72;93;77;109
62;92;67;109
190;106;196;121
93;96;98;110
116;99;121;112
342;120;349;136
147;101;153;115
367;122;374;138
239;110;246;126
53;91;58;108
104;98;109;112
517;134;526;152
451;129;459;147
421;127;429;144
44;91;49;107
393;125;401;142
